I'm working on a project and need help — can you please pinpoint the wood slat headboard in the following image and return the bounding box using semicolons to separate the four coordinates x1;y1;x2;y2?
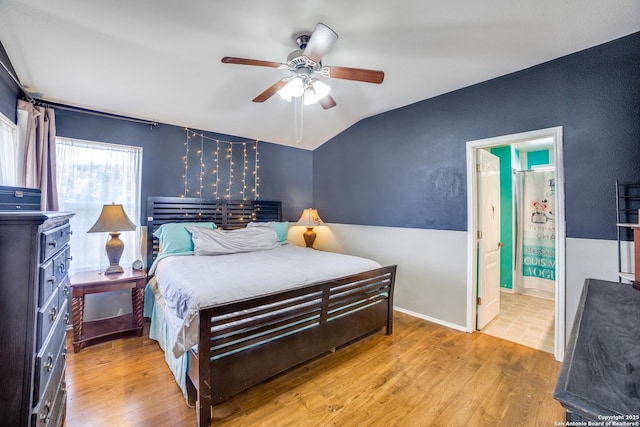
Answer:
146;197;282;269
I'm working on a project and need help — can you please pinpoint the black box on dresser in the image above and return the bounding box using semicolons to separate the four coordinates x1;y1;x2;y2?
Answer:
0;185;42;211
0;210;73;427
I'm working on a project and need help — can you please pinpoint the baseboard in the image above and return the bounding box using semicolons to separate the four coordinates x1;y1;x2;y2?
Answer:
393;306;468;333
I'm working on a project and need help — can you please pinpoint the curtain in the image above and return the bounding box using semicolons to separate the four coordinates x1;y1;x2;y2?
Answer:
0;113;17;185
56;137;142;273
514;169;556;295
17;100;58;210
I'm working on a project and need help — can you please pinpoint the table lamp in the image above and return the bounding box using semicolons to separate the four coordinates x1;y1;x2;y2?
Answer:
296;208;324;248
88;203;136;274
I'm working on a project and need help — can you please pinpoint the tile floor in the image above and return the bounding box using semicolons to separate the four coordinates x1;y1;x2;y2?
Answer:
480;291;555;354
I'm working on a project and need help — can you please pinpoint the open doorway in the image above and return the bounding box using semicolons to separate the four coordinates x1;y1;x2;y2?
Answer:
465;127;566;361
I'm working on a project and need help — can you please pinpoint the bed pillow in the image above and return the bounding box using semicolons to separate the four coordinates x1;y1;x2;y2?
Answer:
246;221;289;243
186;226;280;256
153;222;217;254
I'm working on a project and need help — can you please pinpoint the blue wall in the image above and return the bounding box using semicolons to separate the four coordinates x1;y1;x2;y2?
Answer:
53;110;312;223
314;32;640;240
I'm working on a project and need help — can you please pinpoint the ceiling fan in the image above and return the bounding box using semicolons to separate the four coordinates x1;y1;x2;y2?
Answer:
221;22;384;110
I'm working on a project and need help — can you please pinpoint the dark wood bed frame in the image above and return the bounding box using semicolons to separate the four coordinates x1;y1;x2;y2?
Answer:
146;197;397;426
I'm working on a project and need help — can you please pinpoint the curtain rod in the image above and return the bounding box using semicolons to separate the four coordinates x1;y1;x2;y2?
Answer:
36;100;158;128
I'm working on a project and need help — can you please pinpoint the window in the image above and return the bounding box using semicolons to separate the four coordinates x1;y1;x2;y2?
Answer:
56;137;142;272
0;112;18;186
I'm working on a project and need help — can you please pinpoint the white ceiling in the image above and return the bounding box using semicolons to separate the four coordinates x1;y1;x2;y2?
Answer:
0;1;638;150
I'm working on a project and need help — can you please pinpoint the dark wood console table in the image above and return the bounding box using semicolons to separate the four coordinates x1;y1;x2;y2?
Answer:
554;278;640;421
70;268;147;352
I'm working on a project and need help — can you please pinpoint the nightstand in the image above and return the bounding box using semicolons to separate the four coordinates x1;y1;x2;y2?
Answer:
69;268;147;352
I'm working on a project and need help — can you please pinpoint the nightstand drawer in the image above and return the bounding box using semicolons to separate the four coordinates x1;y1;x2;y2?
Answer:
38;249;69;306
33;300;67;406
41;223;71;262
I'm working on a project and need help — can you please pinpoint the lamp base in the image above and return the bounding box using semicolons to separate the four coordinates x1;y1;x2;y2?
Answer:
104;232;125;275
104;264;124;275
303;227;316;248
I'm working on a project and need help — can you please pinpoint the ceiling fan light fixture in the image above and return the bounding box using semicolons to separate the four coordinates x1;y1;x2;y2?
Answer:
304;79;331;105
312;80;331;99
277;78;304;101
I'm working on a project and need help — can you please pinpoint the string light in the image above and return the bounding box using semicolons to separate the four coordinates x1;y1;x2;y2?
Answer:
241;142;248;200
253;140;260;200
182;128;190;197
181;128;260;201
227;145;234;199
213;140;219;198
197;133;204;196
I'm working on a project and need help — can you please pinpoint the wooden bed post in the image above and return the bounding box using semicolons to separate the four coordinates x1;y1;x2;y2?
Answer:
197;312;212;427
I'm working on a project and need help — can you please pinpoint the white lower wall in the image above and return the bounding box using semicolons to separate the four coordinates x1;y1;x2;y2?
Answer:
293;224;633;345
293;223;469;329
565;237;633;333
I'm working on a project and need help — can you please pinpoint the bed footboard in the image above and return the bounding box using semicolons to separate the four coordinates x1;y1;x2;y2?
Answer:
194;265;396;426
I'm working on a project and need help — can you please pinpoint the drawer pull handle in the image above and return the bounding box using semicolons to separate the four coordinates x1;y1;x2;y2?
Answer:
44;353;54;372
58;263;66;274
49;305;57;322
39;400;51;424
48;240;57;248
63;285;69;297
63;348;67;360
47;276;56;285
64;312;70;324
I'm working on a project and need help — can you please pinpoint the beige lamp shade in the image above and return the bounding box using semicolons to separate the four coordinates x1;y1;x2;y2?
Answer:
296;208;324;227
88;204;136;233
88;203;136;274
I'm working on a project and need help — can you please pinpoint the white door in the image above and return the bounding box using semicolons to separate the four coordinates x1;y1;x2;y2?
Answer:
477;149;502;329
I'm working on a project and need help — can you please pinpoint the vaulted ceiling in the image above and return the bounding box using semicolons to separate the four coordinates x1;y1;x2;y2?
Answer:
0;1;638;150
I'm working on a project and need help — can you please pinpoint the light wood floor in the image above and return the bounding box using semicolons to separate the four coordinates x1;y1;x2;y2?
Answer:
65;311;565;426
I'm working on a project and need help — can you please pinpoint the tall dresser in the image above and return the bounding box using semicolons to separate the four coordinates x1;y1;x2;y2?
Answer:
0;211;73;427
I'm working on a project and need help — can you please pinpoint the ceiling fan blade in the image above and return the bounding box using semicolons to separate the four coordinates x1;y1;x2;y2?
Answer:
221;56;286;69
321;66;384;84
252;78;289;103
302;22;338;65
319;95;337;110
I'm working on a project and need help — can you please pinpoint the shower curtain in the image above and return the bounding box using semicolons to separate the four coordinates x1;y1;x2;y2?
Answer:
514;169;556;297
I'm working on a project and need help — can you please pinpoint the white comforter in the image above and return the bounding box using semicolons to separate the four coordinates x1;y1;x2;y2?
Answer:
152;244;382;357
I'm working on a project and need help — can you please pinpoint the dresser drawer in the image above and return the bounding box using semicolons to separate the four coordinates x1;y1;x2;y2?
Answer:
33;300;67;406
36;287;62;352
41;223;71;262
31;362;65;427
59;276;70;311
38;249;69;307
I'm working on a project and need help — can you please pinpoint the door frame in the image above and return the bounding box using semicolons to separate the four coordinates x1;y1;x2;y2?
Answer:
465;126;566;361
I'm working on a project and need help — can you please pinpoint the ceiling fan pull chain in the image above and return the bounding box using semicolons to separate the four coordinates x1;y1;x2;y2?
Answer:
294;95;303;143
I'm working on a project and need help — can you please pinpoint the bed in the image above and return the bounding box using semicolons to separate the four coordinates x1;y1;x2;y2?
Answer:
144;197;397;426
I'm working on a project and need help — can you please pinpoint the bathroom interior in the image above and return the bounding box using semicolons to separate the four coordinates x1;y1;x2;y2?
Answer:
480;140;556;354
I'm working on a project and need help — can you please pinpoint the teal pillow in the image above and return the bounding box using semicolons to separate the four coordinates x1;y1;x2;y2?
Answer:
153;222;217;254
271;221;289;243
